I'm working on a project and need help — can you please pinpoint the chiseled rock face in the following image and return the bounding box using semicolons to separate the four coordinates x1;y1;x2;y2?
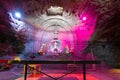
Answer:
86;12;120;68
0;1;25;55
91;43;120;67
0;0;120;67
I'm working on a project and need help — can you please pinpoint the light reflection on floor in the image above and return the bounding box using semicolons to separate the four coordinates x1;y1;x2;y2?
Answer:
16;73;99;80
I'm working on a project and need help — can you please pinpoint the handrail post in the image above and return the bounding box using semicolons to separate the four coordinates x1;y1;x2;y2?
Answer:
83;63;86;80
24;64;28;80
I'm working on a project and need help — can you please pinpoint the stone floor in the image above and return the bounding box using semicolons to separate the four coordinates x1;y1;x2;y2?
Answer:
0;65;120;80
0;54;120;80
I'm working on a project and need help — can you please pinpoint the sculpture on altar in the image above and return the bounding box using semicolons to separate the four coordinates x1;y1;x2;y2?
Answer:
63;45;69;54
38;43;47;55
51;38;61;53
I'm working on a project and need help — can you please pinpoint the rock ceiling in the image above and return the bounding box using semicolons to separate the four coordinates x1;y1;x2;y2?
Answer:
0;0;120;42
0;0;120;67
11;0;119;32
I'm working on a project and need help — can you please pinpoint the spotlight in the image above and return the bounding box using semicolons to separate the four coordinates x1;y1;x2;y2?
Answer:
15;12;21;18
82;17;87;21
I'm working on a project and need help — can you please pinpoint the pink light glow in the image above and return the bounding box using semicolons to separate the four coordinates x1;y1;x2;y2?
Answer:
26;73;99;80
82;16;87;21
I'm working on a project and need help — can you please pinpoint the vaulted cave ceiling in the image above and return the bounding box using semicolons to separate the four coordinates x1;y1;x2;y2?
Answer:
0;0;120;42
0;0;120;67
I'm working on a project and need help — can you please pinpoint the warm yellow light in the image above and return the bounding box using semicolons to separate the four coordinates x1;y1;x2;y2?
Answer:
14;57;21;61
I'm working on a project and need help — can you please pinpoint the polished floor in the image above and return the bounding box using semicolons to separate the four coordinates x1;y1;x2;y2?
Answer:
0;64;120;80
0;54;120;80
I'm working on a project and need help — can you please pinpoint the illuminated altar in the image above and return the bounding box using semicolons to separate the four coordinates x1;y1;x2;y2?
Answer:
50;38;61;54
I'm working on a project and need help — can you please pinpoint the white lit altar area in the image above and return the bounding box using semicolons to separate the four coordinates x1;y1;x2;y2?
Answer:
10;4;94;57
